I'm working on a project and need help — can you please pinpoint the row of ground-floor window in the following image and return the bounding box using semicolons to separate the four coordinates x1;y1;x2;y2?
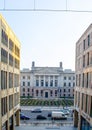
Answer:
74;110;92;130
21;87;74;98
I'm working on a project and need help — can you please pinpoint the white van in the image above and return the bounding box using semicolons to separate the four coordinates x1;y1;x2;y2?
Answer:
51;111;67;120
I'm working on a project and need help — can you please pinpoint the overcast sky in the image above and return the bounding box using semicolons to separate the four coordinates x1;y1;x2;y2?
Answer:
1;0;92;70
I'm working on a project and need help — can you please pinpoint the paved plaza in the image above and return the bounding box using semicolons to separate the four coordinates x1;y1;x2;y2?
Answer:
15;125;78;130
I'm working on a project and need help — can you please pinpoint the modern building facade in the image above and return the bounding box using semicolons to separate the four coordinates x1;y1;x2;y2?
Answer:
0;15;21;130
74;24;92;130
20;62;75;99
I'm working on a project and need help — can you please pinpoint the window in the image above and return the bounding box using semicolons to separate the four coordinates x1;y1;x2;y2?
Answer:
83;39;85;50
1;70;7;89
50;80;53;87
28;88;30;92
88;34;90;46
9;95;13;110
9;38;14;51
1;48;8;63
73;76;75;80
79;74;81;87
15;45;20;57
15;58;19;69
9;72;13;88
82;73;84;87
36;90;38;96
1;29;8;47
87;52;89;66
27;82;30;86
64;89;66;92
83;55;85;67
64;82;66;86
9;54;13;66
36;80;39;86
14;74;19;87
68;89;70;92
45;81;48;87
68;77;71;80
73;82;75;87
23;82;25;86
55;80;58;87
23;88;25;92
41;80;44;86
69;83;71;87
23;76;25;79
64;77;66;80
27;76;30;79
86;73;88;88
1;97;7;116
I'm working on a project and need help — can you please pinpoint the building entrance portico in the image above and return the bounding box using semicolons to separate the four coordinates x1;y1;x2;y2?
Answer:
45;92;48;98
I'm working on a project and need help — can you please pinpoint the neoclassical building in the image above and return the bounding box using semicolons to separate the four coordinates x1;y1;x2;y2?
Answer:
74;24;92;130
20;62;75;99
0;15;21;130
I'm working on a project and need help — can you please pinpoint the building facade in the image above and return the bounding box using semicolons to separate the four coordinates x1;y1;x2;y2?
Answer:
20;62;75;99
0;15;21;130
74;24;92;130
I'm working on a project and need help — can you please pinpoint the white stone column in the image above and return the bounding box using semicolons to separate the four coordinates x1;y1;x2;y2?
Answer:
44;75;45;87
39;76;41;87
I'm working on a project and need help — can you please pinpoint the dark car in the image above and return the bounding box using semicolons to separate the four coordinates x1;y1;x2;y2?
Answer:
31;108;42;113
48;112;52;117
36;115;47;120
20;113;30;120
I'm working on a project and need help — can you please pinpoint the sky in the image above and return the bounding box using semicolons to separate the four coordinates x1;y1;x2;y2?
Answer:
1;0;92;70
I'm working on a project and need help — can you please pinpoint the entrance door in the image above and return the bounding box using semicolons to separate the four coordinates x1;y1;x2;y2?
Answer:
45;92;48;98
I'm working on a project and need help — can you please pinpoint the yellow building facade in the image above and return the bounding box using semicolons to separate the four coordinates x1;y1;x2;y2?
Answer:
74;24;92;130
0;15;21;130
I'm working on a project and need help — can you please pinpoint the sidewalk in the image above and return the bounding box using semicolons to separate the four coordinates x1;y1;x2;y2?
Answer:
15;124;78;130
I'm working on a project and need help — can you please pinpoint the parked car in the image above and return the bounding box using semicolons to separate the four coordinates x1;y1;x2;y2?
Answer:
36;115;47;120
20;113;30;120
31;108;42;113
48;112;52;117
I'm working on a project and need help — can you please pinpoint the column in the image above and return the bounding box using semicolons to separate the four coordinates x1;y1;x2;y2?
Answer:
16;110;20;126
74;110;78;127
44;76;45;87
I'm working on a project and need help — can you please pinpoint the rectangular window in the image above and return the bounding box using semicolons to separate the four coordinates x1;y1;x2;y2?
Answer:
9;72;13;88
83;55;85;67
50;80;53;87
88;34;90;46
1;29;8;47
9;95;13;110
82;73;84;87
36;80;39;86
1;97;7;116
55;80;58;87
64;82;66;87
87;52;89;66
86;73;88;88
23;82;25;86
41;80;44;86
14;74;19;87
28;82;30;86
9;38;14;51
83;39;85;50
1;70;7;89
45;81;48;87
1;48;8;63
9;54;13;66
